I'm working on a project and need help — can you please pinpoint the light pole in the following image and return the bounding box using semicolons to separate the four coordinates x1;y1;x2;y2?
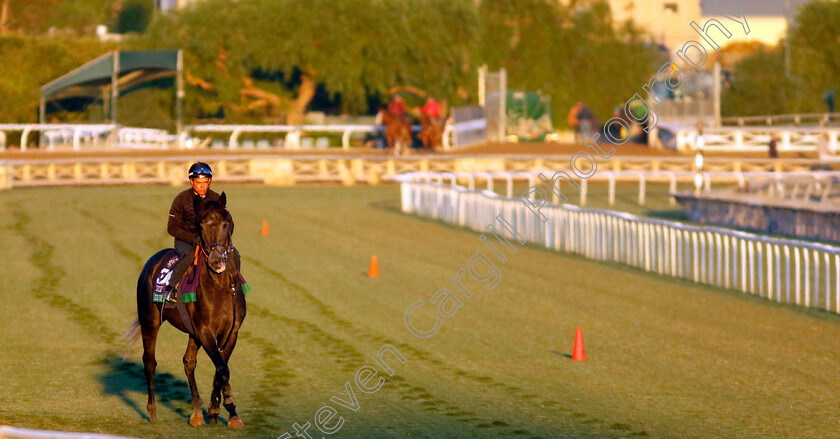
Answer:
784;0;791;78
694;122;705;194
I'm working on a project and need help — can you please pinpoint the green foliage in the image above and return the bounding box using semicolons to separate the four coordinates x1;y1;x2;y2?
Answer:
0;35;115;122
3;0;663;127
144;0;479;122
116;0;152;34
3;0;113;34
722;0;840;116
477;0;661;127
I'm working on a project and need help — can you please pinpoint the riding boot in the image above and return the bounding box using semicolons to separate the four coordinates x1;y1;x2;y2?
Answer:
167;244;195;303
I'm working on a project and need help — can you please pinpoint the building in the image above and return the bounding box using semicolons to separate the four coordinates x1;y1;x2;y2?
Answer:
605;0;811;52
608;0;701;52
700;0;810;47
157;0;202;11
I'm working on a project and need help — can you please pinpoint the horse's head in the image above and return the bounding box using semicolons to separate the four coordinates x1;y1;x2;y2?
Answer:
194;192;232;274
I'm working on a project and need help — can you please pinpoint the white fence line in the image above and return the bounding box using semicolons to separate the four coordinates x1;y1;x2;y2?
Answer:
670;126;840;153
410;170;840;207
185;123;459;150
398;174;840;315
0;426;137;439
0;123;461;151
0;154;834;197
721;112;840;127
0;124;179;150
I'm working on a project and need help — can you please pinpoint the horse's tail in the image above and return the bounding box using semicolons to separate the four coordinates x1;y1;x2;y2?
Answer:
122;318;142;360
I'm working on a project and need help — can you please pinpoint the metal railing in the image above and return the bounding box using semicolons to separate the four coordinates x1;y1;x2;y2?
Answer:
185;123;457;150
721;112;840;127
671;126;840;153
0;124;181;150
0;425;136;439
0;155;833;193
398;174;840;315
406;170;840;208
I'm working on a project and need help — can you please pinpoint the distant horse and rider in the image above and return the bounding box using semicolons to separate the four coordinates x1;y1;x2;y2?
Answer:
419;97;445;151
126;163;248;428
379;94;447;155
379;96;412;155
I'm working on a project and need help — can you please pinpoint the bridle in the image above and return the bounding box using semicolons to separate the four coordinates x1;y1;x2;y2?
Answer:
198;221;235;273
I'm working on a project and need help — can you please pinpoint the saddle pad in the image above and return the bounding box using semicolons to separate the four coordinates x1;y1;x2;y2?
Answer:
152;254;180;303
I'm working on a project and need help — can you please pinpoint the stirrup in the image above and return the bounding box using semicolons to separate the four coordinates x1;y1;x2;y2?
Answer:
165;286;178;304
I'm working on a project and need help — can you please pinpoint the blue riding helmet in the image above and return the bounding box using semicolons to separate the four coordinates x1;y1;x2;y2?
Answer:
188;162;213;179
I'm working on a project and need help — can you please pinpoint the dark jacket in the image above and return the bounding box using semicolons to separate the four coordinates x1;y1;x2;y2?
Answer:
167;188;234;244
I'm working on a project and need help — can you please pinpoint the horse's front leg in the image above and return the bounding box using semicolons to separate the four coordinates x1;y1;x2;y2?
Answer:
210;332;242;428
198;330;243;428
183;336;204;426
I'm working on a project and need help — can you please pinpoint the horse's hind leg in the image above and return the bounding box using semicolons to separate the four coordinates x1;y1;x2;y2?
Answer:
183;336;205;426
140;321;160;421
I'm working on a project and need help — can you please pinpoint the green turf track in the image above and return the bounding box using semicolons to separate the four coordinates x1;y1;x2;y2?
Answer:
1;184;839;439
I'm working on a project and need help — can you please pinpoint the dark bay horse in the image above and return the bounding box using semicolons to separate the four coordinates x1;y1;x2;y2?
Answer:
380;109;411;155
127;193;246;428
419;113;445;151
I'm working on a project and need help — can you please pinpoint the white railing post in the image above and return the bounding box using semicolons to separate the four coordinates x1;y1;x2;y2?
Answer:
399;173;840;316
229;129;241;149
638;173;646;205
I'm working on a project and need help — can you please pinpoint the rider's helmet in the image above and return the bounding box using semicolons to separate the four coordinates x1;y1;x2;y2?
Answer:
188;162;213;179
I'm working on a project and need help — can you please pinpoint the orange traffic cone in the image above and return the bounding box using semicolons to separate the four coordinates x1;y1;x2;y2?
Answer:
572;327;586;361
261;220;269;236
368;255;379;278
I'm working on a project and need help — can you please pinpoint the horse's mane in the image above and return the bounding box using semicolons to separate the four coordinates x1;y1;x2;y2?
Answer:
193;192;227;226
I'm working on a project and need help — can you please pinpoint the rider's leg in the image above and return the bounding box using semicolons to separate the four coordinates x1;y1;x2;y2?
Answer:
167;240;195;302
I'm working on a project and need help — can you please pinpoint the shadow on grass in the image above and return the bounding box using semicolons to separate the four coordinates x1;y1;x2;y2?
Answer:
98;355;192;422
647;209;688;221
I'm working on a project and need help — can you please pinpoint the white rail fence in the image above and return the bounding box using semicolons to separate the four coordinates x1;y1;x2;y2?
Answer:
413;170;840;207
0;426;136;439
0;124;179;150
399;175;840;315
185;123;458;150
0;155;834;201
721;112;840;127
670;126;840;153
0;123;461;151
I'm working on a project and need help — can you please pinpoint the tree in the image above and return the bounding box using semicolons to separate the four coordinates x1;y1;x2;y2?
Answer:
144;0;478;124
117;0;152;34
0;35;115;123
722;0;840;116
477;0;659;127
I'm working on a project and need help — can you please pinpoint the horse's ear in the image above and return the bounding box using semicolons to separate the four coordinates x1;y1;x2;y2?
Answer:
219;192;226;209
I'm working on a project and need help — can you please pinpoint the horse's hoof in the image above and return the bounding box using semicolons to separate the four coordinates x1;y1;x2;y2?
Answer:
189;412;205;427
227;416;245;429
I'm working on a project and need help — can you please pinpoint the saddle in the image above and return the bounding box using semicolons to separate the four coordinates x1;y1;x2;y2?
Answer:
152;250;250;306
152;252;200;305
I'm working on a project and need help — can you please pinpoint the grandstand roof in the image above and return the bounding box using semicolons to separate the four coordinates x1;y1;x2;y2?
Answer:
40;50;182;125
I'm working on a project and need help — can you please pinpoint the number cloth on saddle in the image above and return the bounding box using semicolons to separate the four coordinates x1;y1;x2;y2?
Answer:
152;251;249;303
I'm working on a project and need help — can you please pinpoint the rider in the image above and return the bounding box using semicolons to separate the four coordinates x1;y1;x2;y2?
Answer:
388;94;407;117
165;162;238;303
421;96;441;119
